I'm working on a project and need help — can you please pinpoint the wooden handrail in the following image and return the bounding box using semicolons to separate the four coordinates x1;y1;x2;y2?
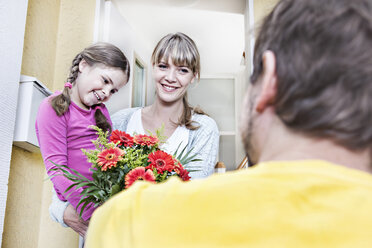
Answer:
236;157;248;170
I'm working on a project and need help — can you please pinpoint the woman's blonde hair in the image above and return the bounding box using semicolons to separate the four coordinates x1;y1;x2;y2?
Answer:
51;42;130;133
151;32;206;130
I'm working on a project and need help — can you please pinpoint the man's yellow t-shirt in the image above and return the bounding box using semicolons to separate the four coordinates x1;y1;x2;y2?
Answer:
85;160;372;248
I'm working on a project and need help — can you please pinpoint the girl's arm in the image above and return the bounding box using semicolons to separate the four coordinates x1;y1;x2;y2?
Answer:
49;189;69;227
36;98;95;221
50;191;89;237
186;115;220;179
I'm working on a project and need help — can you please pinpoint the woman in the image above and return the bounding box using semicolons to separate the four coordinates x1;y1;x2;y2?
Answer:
112;32;219;178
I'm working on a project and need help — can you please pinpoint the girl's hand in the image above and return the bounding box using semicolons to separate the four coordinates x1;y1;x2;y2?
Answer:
63;204;90;237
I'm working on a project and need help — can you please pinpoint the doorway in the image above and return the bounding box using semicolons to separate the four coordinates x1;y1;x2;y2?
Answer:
132;56;147;107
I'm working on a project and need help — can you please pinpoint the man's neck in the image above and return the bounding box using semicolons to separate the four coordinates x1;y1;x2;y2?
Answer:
258;118;372;174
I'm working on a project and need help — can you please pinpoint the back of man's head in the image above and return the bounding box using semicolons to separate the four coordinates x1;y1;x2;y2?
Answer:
251;0;372;151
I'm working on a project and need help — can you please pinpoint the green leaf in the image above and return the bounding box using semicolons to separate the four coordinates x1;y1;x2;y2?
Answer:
64;182;81;194
110;184;121;196
79;200;92;219
175;142;187;159
174;145;203;168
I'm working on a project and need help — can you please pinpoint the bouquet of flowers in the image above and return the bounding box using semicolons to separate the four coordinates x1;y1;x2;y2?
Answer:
51;126;199;217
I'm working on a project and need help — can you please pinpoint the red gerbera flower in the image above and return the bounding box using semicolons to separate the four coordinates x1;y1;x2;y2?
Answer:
125;167;156;189
97;147;125;171
133;134;159;146
147;150;175;174
110;130;134;147
174;161;191;181
175;166;191;181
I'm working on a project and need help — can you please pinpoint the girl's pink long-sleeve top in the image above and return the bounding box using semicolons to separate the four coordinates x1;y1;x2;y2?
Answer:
35;92;112;221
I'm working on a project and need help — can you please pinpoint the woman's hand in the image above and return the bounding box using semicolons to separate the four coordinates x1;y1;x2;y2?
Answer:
63;204;89;237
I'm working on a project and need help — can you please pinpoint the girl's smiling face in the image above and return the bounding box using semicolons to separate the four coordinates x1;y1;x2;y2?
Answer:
153;58;195;104
71;60;128;110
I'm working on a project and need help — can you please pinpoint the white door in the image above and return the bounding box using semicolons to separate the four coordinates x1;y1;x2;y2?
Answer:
188;75;245;170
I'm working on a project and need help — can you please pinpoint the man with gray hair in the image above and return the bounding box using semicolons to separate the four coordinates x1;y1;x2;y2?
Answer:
86;0;372;247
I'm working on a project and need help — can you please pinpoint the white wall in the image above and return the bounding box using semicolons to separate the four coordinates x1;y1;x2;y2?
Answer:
0;0;29;244
98;1;154;115
245;0;255;76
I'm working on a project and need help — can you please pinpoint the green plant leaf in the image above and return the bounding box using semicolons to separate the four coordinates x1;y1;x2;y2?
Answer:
110;184;121;196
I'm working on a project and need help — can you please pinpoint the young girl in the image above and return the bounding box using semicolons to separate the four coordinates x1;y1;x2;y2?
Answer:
35;43;130;234
112;32;219;179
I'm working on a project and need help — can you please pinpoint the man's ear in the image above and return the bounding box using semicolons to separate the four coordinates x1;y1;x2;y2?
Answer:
255;51;278;113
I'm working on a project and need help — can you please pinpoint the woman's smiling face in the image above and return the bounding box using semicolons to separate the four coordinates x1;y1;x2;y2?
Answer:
152;57;195;104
